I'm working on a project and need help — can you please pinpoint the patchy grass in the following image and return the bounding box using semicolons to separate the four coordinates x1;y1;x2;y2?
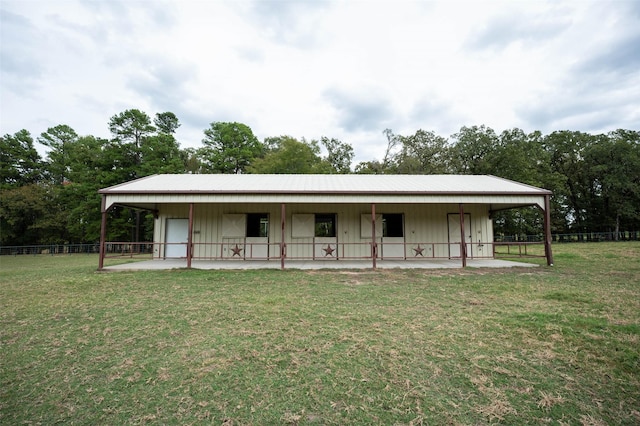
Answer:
1;242;639;424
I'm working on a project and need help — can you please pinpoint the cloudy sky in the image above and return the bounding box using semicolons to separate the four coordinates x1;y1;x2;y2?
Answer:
1;0;639;163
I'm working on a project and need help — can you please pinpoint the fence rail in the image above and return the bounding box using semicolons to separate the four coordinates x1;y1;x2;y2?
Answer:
495;231;639;243
0;243;100;256
0;243;153;256
1;231;637;257
493;242;546;258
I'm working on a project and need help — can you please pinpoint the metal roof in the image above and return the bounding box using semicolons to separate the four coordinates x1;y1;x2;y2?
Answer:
100;174;551;195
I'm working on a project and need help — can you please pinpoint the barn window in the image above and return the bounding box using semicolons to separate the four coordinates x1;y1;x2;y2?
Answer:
315;214;336;237
246;213;269;237
383;214;404;237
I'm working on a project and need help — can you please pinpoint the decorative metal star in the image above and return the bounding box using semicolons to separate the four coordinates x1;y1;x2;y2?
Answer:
323;244;335;257
231;244;243;257
413;245;425;257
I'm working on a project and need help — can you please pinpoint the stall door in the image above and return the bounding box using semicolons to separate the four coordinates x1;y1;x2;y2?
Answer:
221;214;269;259
246;213;269;259
222;214;246;258
448;214;471;258
165;218;189;258
381;213;405;259
314;214;338;260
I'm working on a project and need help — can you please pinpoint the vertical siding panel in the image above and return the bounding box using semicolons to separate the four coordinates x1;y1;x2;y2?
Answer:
200;204;211;258
344;204;362;259
212;204;222;258
201;204;209;258
437;205;455;258
194;204;202;258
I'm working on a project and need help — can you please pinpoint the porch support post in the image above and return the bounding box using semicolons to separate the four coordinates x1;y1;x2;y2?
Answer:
371;203;377;270
135;210;141;252
98;195;107;271
187;203;194;269
459;203;467;268
281;203;286;270
543;195;554;266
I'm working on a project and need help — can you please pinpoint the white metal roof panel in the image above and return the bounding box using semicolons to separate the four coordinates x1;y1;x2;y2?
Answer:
100;174;550;195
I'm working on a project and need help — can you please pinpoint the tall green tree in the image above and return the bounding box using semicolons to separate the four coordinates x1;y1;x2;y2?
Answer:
141;113;185;176
492;129;544;184
0;183;61;245
449;125;499;174
138;134;185;176
0;129;43;188
543;131;597;233
61;135;112;242
394;129;451;174
108;109;156;175
320;137;354;174
0;130;51;245
247;136;329;174
181;148;206;174
154;112;180;135
200;122;263;174
108;109;156;149
586;130;640;236
38;125;79;184
490;129;563;237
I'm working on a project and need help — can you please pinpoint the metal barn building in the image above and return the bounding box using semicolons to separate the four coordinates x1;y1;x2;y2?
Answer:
98;174;553;270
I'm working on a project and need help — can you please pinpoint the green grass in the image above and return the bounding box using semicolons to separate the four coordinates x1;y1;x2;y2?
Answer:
1;243;639;425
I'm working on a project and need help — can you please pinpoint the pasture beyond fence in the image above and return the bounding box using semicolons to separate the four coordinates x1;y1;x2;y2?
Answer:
495;230;639;243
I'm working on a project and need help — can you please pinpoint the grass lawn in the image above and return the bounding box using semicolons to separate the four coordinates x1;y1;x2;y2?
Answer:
1;243;639;425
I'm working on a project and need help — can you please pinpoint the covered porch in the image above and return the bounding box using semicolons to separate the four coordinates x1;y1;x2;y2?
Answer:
101;257;539;271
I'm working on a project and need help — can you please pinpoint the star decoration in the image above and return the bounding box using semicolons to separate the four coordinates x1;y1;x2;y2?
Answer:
323;244;335;257
413;245;425;257
231;244;243;257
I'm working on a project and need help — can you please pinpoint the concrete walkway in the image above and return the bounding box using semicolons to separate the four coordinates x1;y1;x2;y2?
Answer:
102;258;537;271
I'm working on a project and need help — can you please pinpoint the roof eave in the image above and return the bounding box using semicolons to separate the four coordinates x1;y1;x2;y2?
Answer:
99;189;552;196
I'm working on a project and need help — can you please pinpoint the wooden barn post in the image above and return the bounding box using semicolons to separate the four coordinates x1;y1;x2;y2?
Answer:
281;203;286;270
98;195;107;271
543;195;554;266
187;203;194;269
371;203;377;270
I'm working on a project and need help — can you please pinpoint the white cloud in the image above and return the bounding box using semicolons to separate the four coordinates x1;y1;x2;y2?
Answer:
1;0;638;164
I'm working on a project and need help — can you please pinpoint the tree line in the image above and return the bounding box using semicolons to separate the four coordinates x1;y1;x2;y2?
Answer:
1;108;639;246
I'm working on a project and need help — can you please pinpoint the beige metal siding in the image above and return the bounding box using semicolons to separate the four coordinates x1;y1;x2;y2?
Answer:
361;214;382;238
291;214;314;238
221;214;246;237
154;202;495;260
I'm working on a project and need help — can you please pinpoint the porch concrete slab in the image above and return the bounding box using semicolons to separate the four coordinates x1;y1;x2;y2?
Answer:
102;258;537;271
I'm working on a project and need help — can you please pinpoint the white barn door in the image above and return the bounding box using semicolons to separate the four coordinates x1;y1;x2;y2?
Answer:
165;218;189;258
448;214;472;258
246;213;269;259
381;214;405;259
222;214;246;259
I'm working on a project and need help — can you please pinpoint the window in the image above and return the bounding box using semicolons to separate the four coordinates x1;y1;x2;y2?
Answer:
246;213;269;237
315;214;336;237
383;214;404;237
